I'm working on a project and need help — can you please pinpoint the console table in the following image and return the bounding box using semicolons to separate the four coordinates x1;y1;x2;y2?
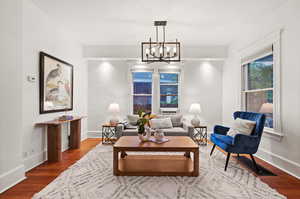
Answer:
36;116;84;162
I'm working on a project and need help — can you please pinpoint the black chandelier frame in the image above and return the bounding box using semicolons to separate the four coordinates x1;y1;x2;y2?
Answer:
141;21;181;63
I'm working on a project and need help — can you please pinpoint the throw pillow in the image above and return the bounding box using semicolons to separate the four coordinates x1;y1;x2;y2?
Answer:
150;118;173;129
125;124;137;129
127;115;139;126
170;114;183;127
227;118;256;137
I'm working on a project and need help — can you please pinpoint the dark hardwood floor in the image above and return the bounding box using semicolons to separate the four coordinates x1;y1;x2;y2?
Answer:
1;138;300;199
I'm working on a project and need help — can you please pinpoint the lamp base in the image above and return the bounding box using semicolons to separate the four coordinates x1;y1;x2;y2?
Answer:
191;117;200;127
109;117;119;126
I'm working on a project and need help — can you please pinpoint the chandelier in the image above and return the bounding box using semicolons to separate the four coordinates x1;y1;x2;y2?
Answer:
141;21;181;63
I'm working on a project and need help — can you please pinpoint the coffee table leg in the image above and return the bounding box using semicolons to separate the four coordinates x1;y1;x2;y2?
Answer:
113;148;119;175
193;149;199;176
184;151;191;158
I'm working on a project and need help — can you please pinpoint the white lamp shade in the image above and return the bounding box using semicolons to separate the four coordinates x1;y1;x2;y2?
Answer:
189;103;201;114
108;103;120;114
259;103;273;113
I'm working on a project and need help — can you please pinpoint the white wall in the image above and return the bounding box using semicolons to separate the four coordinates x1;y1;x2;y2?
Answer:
87;59;223;134
0;0;25;193
21;0;88;171
222;0;300;178
88;60;130;133
83;45;227;59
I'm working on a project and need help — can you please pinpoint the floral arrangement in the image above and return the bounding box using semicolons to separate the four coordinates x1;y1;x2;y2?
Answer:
136;110;156;134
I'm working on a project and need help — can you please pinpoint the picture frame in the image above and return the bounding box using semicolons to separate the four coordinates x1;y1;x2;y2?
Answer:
39;52;73;114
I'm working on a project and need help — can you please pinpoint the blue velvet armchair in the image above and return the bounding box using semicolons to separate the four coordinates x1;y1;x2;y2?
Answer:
210;111;266;171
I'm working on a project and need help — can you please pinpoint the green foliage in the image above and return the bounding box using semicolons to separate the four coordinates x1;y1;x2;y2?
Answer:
136;110;151;134
247;58;273;90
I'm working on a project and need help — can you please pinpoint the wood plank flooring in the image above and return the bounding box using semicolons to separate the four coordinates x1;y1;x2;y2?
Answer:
1;138;300;199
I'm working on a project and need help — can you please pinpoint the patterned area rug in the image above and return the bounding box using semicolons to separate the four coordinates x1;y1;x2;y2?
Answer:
33;144;286;199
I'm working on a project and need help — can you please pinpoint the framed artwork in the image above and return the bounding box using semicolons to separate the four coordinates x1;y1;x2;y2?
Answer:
39;52;73;114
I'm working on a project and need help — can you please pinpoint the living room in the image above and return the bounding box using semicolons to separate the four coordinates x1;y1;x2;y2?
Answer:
1;0;300;198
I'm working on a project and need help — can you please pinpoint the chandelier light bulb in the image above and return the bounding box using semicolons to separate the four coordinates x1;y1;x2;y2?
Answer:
159;47;163;56
173;46;177;56
151;47;156;55
145;48;150;56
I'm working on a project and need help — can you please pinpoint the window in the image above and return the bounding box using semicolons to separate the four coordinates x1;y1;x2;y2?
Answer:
132;72;152;114
242;53;274;128
160;73;179;108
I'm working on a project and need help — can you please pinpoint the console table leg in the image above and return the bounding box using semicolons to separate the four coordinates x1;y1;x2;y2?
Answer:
70;119;81;149
47;124;62;162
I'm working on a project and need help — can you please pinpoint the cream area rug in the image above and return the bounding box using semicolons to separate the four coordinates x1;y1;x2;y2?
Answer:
33;144;286;199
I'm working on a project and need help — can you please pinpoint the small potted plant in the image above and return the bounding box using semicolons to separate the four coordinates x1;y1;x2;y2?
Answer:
136;110;155;141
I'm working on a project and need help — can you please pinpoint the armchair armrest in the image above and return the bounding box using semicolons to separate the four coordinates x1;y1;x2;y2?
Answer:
183;122;194;138
233;134;259;148
213;125;230;135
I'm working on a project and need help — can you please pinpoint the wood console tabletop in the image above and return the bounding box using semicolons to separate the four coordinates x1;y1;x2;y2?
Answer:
36;116;85;162
113;136;199;176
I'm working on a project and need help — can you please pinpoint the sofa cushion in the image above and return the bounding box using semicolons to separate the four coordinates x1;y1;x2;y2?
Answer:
150;118;173;129
125;124;137;129
123;128;138;133
161;127;186;134
127;115;139;126
156;114;183;127
170;114;183;127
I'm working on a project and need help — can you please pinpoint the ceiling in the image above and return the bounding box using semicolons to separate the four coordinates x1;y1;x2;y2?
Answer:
31;0;287;46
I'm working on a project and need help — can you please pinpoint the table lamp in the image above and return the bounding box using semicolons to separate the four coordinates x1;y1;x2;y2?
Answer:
189;103;202;126
108;103;120;125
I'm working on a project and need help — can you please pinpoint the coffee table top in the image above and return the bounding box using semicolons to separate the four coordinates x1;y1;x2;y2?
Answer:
114;136;198;151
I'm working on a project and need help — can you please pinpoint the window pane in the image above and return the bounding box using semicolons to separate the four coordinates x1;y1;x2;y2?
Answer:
247;54;273;90
160;73;178;84
133;72;152;94
160;95;178;108
246;90;273;128
133;72;152;82
133;82;152;94
133;96;152;114
160;85;178;95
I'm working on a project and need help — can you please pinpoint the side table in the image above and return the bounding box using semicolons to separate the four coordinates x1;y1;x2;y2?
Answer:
102;124;117;144
192;126;208;145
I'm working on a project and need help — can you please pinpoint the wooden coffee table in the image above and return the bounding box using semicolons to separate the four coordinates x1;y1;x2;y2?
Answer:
113;136;199;176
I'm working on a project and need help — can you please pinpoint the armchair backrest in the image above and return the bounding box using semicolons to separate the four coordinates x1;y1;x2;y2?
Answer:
233;111;266;137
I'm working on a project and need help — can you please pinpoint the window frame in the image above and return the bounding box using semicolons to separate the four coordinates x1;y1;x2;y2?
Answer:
239;30;282;136
159;72;180;110
241;51;274;130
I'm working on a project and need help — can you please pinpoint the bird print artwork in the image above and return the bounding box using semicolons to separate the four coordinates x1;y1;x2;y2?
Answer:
46;64;62;83
43;55;72;111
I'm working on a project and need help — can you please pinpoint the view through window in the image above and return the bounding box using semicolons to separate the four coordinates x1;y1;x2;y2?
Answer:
132;72;152;114
160;73;179;108
242;54;274;128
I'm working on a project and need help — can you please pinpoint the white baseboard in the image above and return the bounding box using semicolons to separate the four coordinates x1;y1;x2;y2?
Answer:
23;134;88;173
0;165;26;193
23;150;47;172
87;130;101;138
81;132;88;141
256;148;300;179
